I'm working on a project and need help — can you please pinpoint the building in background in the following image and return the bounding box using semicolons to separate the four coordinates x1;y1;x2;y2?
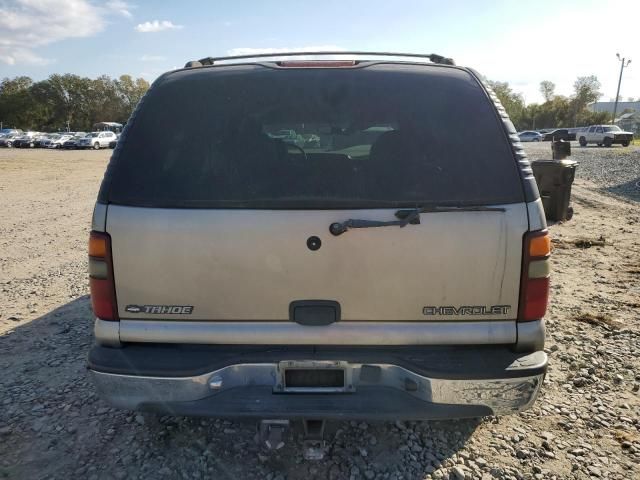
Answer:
588;101;640;115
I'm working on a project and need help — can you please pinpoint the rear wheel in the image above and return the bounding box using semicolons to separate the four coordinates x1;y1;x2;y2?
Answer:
603;137;613;148
622;141;630;147
93;142;100;150
579;136;587;147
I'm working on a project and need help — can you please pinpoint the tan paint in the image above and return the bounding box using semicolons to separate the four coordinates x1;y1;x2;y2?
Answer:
107;205;528;322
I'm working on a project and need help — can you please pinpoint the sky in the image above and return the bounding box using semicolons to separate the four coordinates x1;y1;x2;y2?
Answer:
0;0;638;105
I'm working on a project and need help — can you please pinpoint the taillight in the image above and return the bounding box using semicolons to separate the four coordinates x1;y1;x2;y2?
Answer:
89;231;118;321
518;230;550;322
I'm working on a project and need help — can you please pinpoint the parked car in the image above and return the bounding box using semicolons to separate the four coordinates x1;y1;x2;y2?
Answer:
42;133;74;149
62;134;87;149
77;131;117;150
33;134;54;148
541;129;572;142
108;133;121;149
517;131;543;142
13;132;40;148
0;128;23;136
38;134;58;148
577;125;634;147
567;127;585;141
88;53;549;423
0;134;20;147
30;133;53;148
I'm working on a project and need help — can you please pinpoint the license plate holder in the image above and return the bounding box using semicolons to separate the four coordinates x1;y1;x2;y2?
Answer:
276;360;353;393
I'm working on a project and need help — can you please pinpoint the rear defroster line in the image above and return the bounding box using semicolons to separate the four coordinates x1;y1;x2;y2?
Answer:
329;206;506;236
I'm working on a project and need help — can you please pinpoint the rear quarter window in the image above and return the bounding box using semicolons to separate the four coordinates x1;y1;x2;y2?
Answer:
101;63;524;209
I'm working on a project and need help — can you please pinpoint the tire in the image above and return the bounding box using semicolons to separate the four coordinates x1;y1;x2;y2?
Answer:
603;137;613;148
533;138;540;142
596;143;602;147
6;141;12;148
93;142;100;150
622;141;630;147
29;142;34;148
579;137;587;147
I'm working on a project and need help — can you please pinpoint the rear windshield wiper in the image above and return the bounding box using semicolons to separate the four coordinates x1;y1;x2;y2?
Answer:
329;206;505;236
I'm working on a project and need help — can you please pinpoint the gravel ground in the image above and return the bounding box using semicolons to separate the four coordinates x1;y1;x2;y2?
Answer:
0;147;639;480
524;141;640;202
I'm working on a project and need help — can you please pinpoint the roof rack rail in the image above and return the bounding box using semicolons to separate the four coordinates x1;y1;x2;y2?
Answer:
184;51;455;68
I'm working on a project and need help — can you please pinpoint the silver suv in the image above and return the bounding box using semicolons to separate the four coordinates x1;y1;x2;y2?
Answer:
77;131;117;149
88;53;549;421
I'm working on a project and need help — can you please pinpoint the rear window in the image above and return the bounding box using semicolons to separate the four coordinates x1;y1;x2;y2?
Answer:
102;64;524;208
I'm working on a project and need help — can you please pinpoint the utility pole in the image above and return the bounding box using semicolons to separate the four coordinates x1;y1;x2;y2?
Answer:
612;53;631;124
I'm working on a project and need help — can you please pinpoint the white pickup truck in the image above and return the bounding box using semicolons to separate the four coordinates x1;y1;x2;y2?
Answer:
577;125;633;147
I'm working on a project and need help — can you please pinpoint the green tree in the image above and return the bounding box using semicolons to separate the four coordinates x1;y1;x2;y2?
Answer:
539;81;555;103
0;73;150;131
487;80;526;130
0;76;33;95
573;76;601;109
114;75;150;122
0;76;38;129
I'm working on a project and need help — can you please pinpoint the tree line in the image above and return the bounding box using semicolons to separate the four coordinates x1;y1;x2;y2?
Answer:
488;75;611;131
0;74;149;132
0;72;614;133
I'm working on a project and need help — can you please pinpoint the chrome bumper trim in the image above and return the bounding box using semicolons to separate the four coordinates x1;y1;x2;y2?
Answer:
90;360;544;416
116;319;517;345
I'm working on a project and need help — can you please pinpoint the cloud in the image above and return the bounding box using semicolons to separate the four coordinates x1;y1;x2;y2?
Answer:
0;47;51;66
140;54;166;62
135;20;183;33
105;0;132;18
0;0;134;66
227;46;344;57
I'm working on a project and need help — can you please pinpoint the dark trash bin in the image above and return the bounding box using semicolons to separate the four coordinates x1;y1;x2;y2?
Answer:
551;139;571;160
531;159;578;222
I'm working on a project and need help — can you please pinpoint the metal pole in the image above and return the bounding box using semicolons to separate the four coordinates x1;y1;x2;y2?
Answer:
612;54;631;124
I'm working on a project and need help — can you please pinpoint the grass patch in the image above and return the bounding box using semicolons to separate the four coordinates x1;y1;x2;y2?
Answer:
574;312;621;330
574;236;606;248
553;236;607;249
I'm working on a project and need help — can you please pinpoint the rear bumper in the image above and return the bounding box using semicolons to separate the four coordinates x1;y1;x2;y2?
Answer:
88;344;547;420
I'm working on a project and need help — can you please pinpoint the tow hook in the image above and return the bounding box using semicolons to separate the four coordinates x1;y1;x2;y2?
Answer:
256;419;328;459
257;420;289;450
302;419;327;460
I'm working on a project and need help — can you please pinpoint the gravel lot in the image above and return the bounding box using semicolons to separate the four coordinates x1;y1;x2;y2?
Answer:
0;146;639;480
524;141;640;202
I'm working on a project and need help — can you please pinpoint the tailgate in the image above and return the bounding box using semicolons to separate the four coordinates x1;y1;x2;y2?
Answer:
107;204;527;322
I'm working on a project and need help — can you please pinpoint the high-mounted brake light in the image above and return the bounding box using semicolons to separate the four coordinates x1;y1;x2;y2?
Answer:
278;60;357;68
518;230;550;322
89;231;118;321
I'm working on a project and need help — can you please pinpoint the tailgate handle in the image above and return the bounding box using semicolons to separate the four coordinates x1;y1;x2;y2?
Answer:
289;300;341;326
